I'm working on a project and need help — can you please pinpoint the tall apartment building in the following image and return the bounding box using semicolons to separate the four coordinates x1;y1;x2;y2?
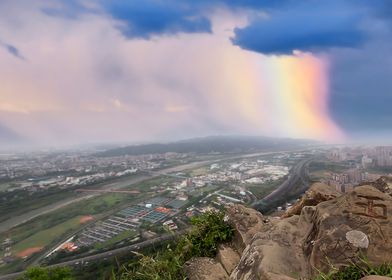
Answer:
375;146;392;167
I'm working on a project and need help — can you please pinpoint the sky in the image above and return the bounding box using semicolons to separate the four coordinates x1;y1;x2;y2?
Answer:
0;0;391;147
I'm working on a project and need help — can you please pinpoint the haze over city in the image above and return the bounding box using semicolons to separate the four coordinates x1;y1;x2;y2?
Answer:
1;0;392;148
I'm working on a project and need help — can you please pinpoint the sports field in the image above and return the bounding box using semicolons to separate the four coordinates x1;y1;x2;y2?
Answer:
13;216;85;257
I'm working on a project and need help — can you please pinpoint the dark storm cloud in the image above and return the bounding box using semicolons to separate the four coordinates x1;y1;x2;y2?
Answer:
0;41;25;60
46;0;389;49
101;1;212;39
329;38;392;136
231;2;367;55
101;0;297;39
45;0;294;39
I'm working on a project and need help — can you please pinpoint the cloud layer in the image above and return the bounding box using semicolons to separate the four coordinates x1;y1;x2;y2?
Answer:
0;0;391;147
231;3;366;54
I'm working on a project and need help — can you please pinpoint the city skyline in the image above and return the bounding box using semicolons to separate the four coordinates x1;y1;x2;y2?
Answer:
1;0;392;148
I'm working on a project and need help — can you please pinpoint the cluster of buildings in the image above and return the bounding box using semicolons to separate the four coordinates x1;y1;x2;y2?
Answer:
326;170;376;192
0;239;12;265
328;146;392;168
190;159;289;188
1;150;303;262
0;151;188;181
325;146;392;193
0;152;190;192
53;156;294;254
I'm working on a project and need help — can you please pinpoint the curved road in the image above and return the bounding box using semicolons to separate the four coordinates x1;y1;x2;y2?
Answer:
252;158;312;211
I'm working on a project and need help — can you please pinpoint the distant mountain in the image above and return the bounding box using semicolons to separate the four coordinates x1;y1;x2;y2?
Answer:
96;136;316;157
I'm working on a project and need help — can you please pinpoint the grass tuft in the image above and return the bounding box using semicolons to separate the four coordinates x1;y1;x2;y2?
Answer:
314;259;392;280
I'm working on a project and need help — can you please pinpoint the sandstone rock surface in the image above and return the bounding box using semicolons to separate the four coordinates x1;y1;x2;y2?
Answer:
184;257;228;280
185;184;392;280
229;185;392;279
304;185;392;274
225;204;267;253
217;244;241;275
283;182;339;218
363;176;392;197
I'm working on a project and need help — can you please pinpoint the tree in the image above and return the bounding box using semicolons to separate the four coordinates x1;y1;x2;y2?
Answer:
19;267;74;280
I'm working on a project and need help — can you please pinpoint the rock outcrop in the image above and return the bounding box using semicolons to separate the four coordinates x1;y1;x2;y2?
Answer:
185;182;392;280
283;182;339;218
185;257;228;280
302;185;392;274
361;176;392;197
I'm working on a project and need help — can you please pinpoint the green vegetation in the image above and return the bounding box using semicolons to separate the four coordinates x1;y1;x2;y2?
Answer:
315;261;392;280
367;165;392;174
0;188;75;223
0;192;150;274
187;166;209;176
309;170;329;181
133;176;176;191
13;216;83;254
247;177;286;199
309;161;350;175
116;211;233;280
94;230;137;250
18;266;74;280
1;193;132;246
0;181;14;191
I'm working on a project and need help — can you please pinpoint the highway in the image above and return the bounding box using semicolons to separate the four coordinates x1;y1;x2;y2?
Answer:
0;230;186;280
252;158;312;212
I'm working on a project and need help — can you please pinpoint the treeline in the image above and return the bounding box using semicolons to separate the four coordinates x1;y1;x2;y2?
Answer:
97;136;313;157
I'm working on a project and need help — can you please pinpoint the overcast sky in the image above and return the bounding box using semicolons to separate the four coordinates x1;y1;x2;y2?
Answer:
0;0;391;147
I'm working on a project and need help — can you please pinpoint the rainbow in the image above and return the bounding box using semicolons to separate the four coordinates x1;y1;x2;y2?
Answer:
221;49;345;141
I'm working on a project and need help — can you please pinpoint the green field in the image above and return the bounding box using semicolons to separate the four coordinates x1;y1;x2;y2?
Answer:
13;216;84;254
0;182;12;192
0;175;180;273
309;170;329;181
94;230;137;250
1;192;148;250
309;160;350;174
187;166;209;176
0;188;77;224
247;177;286;199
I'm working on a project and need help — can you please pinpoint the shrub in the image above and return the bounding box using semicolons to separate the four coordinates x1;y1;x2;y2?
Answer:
116;210;233;280
18;267;74;280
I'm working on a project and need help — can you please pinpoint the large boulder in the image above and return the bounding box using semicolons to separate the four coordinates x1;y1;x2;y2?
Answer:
226;204;268;253
184;257;228;280
362;176;392;197
302;185;392;275
217;244;241;275
283;182;340;218
229;185;392;279
230;215;305;280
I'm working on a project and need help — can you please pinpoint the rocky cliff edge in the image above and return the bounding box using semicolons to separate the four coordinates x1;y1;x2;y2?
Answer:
185;178;392;280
